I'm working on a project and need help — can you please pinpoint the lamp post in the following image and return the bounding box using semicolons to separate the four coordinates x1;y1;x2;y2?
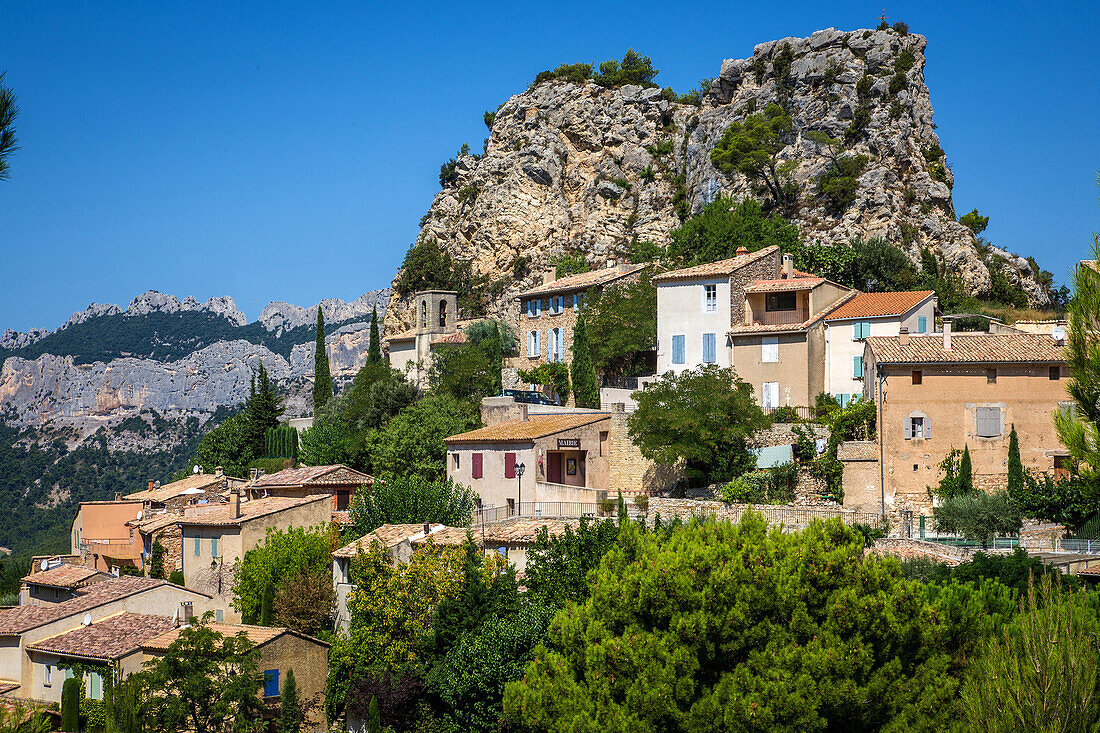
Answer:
515;462;525;517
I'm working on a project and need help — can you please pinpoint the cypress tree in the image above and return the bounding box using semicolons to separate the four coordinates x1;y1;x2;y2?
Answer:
279;668;302;733
149;542;166;579
1007;424;1025;496
245;362;283;457
367;696;381;733
260;582;274;626
368;306;382;364
570;314;600;408
959;445;974;495
313;307;333;412
61;677;81;731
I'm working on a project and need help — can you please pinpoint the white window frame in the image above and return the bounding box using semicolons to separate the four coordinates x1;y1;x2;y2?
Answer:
702;283;718;313
671;334;686;365
762;336;779;363
528;331;541;358
911;416;925;439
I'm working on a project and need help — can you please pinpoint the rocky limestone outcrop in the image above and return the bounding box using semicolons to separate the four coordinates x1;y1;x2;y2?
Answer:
125;290;249;326
1;328;50;351
62;303;122;330
385;27;1048;333
258;290;391;336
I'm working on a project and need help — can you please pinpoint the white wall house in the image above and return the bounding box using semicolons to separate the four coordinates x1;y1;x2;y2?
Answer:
823;290;937;405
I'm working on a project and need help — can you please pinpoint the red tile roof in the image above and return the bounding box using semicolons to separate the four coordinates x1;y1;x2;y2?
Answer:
444;413;609;444
141;622;328;652
866;333;1067;365
423;517;580;546
825;291;935;321
125;474;227;503
250;465;372;488
652;246;779;283
21;564;105;590
744;276;825;293
431;331;468;345
516;263;648;298
27;612;177;661
333;523;452;557
176;495;330;527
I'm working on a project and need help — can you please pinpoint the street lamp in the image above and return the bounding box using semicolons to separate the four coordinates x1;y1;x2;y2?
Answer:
515;462;525;517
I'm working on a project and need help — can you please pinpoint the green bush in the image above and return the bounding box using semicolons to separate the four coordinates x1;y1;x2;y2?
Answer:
892;21;909;34
817;153;869;215
769;405;801;423
550;252;588;277
856;74;875;100
844;106;871;143
168;570;184;586
531;62;594;87
594;49;658;88
721;463;796;504
61;677;81;731
457;184;479;205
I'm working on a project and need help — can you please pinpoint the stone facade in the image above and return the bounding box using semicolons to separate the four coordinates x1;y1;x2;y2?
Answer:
606;404;683;495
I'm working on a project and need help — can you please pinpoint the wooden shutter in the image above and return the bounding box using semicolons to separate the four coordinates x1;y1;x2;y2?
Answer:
925;417;931;439
472;453;483;479
904;417;912;439
853;356;863;379
504;452;516;479
672;335;685;364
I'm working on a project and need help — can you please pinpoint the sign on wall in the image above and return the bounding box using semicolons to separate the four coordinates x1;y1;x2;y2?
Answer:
557;438;580;448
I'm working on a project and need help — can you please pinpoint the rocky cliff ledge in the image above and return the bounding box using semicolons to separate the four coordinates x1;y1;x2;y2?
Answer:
385;27;1048;332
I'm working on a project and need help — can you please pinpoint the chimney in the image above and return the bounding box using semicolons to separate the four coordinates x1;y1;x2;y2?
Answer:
542;267;557;286
607;258;616;269
114;492;122;501
782;253;794;279
148;480;154;492
214;466;223;477
943;320;952;351
423;523;430;535
899;327;910;346
230;487;241;520
736;246;749;256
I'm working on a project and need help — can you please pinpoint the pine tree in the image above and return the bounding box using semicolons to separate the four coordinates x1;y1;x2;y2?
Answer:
1007;425;1025;496
61;677;81;732
279;668;302;733
149;542;166;579
570;314;600;408
368;306;382;363
245;362;283;457
313;307;333;412
959;445;974;495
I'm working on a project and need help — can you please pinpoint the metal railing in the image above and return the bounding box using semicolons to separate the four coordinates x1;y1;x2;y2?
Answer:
755;308;809;326
472;501;646;524
762;405;815;420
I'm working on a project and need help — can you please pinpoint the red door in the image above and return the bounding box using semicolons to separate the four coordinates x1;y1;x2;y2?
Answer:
547;452;563;483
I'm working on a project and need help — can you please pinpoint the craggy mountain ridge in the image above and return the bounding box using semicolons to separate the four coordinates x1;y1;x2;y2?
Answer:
385;27;1051;332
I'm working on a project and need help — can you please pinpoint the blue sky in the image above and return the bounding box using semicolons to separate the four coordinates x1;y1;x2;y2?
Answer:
1;1;1098;332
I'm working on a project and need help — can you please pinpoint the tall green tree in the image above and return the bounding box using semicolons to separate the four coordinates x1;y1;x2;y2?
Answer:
569;315;600;408
370;393;479;482
583;275;657;382
0;73;17;181
188;412;254;479
313;307;333;413
244;362;283;458
665;197;801;268
232;526;336;625
368;306;382;364
628;365;768;485
149;542;166;580
959;445;975;495
104;671;148;733
710;104;798;213
1006;425;1025;497
61;677;81;732
348;475;477;537
278;669;302;733
140;616;264;733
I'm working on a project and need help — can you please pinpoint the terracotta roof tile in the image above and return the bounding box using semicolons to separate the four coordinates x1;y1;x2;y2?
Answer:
825;291;935;321
125;474;228;503
250;465;372;488
516;263;648;298
0;576;208;635
141;622;287;652
27;612;177;661
744;276;825;293
431;331;468;345
176;495;330;527
866;333;1067;364
384;328;416;342
22;564;106;590
652;246;779;283
332;524;451;558
424;517;580;547
444;413;609;444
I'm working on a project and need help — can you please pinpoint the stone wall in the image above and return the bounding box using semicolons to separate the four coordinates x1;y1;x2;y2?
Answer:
730;249;782;326
750;422;828;449
646;497;880;531
868;537;966;565
606;404;683;495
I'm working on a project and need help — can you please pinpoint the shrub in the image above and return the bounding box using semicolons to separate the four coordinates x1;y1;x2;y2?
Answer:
844;106;871;142
856;74;875;100
922;143;945;161
639;164;655;182
594;49;658;88
959;208;989;234
889;99;903;120
933;490;1022;548
769;405;801;423
168;570;184;585
457;184;479;205
817;153;869;215
531;62;593;87
633;494;649;513
722;463;796;504
892;21;909;34
61;677;81;731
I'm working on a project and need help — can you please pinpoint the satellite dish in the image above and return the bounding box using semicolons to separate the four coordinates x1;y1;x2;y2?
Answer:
82;614;92;626
40;560;48;572
136;511;143;521
1052;326;1067;341
193;465;201;475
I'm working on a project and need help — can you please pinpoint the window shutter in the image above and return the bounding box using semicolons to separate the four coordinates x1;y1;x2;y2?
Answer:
925;417;931;439
917;316;927;333
672;335;685;364
504;452;516;479
853;356;863;379
703;333;716;363
534;299;541;317
472;453;483;479
904;418;912;439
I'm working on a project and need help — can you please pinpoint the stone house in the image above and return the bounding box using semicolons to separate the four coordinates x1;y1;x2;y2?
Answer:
246;464;374;526
822;290;937;406
176;493;333;622
846;328;1070;516
19;563;109;607
445;407;612;511
509;262;649;400
654;245;854;410
0;575;214;703
423;517;581;576
142;622;330;728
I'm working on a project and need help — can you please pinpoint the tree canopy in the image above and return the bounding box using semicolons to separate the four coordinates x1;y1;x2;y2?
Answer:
347;476;478;537
583;274;657;382
710;103;798;213
232;525;337;627
0;72;18;181
665;197;800;268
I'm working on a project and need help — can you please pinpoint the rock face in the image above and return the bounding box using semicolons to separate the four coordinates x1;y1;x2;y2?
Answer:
385;27;1048;332
259;290;391;336
0;328;50;351
125;291;249;326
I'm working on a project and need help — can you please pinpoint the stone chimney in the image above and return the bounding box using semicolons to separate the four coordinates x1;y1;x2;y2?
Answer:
230;487;241;520
542;267;557;286
943;320;952;351
782;253;794;279
899;327;910;346
736;246;749;256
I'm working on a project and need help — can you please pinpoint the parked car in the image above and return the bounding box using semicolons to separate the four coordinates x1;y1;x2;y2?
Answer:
501;389;558;405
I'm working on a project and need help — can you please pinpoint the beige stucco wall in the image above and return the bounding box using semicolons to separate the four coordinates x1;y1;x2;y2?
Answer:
448;442;537;509
731;327;824;408
868;359;1069;515
72;502;146;572
656;279;732;374
841;459;882;514
257;634;330;728
824;300;936;398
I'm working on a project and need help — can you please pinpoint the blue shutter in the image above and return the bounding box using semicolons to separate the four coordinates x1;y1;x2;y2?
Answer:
672;335;685;364
264;670;280;697
702;334;716;363
917;316;927;333
193;536;200;557
853;355;863;379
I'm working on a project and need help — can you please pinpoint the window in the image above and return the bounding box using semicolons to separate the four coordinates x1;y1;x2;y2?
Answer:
43;664;51;687
761;336;779;363
215;609;224;623
264;670;280;698
671;335;685;365
336;490;350;511
527;299;541;317
987;368;997;384
439;300;448;328
210;537;218;559
912;370;922;385
573;293;582;311
504;452;516;479
549;328;563;362
599;431;609;456
835;393;849;408
852;355;864;379
765;293;797;311
194;536;200;557
853;321;871;340
976;406;1002;438
472;453;483;479
420;300;427;328
549;296;564;315
762;382;780;410
452;453;460;470
527;331;541;357
89;671;102;700
702;333;716;364
703;284;717;312
1050;366;1061;380
905;415;929;440
917;316;928;333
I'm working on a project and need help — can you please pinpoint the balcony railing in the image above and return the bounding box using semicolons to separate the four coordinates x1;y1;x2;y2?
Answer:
753;308;808;326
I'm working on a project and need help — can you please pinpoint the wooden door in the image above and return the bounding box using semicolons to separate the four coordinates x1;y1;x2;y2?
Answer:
547;452;563;483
